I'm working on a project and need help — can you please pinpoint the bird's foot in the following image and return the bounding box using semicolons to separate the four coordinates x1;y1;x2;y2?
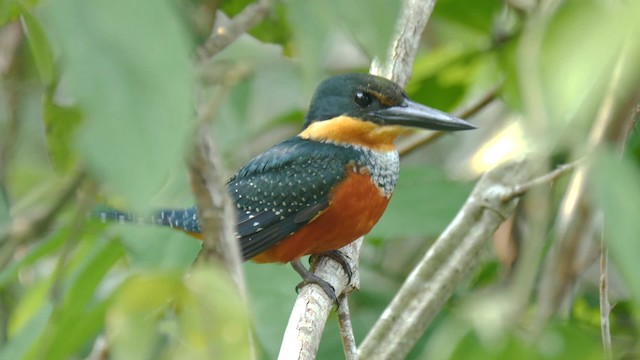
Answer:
291;259;338;305
309;250;353;284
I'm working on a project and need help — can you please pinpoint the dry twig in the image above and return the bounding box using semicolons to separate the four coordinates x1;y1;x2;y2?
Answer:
398;86;499;157
358;160;531;360
198;0;271;60
337;295;357;360
599;226;612;360
279;0;440;358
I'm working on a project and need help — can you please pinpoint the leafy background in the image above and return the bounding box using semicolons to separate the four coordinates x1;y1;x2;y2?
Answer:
1;0;639;359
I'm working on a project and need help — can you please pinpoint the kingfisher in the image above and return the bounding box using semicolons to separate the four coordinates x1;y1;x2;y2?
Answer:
98;73;475;299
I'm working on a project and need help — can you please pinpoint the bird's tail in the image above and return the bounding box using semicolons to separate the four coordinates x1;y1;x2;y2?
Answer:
92;206;202;238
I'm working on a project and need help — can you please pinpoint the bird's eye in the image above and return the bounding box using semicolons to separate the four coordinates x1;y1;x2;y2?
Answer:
354;91;372;107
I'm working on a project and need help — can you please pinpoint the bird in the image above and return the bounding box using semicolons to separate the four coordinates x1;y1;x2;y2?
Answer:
97;73;475;300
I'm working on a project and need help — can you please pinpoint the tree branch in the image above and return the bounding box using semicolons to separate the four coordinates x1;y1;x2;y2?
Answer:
535;37;640;328
0;169;86;268
397;86;499;157
501;159;581;202
337;296;357;360
279;1;440;357
197;0;271;60
599;225;612;360
370;0;439;87
358;160;532;360
189;75;248;294
278;241;361;359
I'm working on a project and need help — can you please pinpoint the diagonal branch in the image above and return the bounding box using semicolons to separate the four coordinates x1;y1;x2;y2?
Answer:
358;160;532;360
198;0;271;60
278;0;440;358
397;86;499;157
189;74;248;294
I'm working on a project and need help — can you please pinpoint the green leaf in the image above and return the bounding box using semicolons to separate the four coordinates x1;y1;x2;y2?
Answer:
591;150;640;306
0;184;9;226
409;47;495;112
37;300;110;360
370;166;473;239
325;0;401;59
60;238;124;312
29;239;125;358
118;226;201;269
287;0;328;84
248;3;292;46
43;90;83;172
42;0;194;209
433;0;503;35
0;0;40;25
244;262;298;358
21;11;55;85
0;304;52;360
444;321;602;360
107;268;251;360
0;227;67;289
288;0;401;81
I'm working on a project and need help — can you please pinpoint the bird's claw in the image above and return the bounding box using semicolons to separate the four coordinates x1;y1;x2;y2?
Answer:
309;250;353;284
291;259;339;306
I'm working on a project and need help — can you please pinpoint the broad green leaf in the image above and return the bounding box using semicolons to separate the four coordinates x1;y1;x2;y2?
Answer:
0;0;40;25
34;299;110;360
244;262;298;358
108;268;251;360
370;166;473;239
0;304;52;360
505;0;640;135
249;3;292;46
21;11;54;85
444;322;602;360
0;184;9;226
43;90;82;172
325;0;401;60
287;0;328;85
118;226;201;269
591;150;640;306
219;0;253;15
210;37;304;163
107;273;184;360
433;0;503;35
0;227;68;289
60;238;124;312
29;239;125;357
42;0;194;209
8;279;52;339
538;0;640;126
288;0;400;82
175;268;252;359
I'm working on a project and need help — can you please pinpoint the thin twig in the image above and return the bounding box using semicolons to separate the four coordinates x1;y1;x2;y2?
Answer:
278;242;361;359
50;180;97;304
535;35;640;328
197;0;271;60
501;159;581;202
370;0;439;87
189;75;247;293
0;22;23;186
279;0;439;358
599;219;613;360
337;295;357;360
86;335;109;360
398;86;499;157
358;160;531;360
0;169;86;268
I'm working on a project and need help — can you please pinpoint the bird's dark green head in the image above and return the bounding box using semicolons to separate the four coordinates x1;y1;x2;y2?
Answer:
302;73;475;132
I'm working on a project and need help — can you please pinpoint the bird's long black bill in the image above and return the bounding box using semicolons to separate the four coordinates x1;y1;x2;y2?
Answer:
373;98;476;131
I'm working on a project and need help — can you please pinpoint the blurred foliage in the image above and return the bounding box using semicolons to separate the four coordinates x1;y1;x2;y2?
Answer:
0;0;639;359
